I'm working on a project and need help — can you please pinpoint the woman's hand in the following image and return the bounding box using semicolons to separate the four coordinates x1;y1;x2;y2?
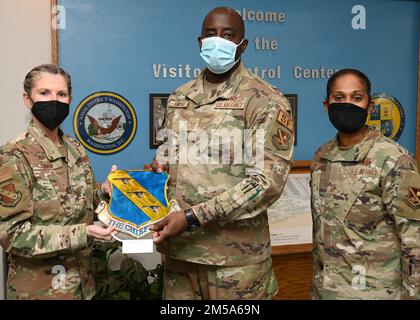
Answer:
87;225;115;241
101;164;118;196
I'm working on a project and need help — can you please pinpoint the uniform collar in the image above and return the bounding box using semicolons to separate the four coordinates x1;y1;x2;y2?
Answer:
322;127;381;162
186;63;245;107
28;120;80;166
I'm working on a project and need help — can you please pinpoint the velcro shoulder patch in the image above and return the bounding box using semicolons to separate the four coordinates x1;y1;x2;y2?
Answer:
277;110;294;132
264;106;294;161
0;164;32;219
397;170;420;221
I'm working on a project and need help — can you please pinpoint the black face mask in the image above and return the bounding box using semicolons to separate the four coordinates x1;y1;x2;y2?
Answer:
31;100;69;130
327;102;368;134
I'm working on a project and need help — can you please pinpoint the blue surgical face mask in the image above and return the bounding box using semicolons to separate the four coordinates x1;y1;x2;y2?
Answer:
200;37;244;74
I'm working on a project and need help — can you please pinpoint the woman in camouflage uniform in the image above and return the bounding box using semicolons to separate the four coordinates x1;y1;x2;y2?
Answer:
311;69;420;299
0;64;114;299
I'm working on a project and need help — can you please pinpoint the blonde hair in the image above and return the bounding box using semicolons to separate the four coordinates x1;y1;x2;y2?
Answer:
23;64;72;97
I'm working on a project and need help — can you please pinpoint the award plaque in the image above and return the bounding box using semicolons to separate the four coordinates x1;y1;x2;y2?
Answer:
96;169;176;239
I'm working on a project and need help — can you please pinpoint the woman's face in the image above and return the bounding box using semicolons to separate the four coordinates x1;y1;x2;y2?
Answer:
326;73;370;110
24;72;70;109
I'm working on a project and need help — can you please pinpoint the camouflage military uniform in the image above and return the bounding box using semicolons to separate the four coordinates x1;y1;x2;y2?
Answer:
155;64;294;299
0;120;98;300
311;127;420;299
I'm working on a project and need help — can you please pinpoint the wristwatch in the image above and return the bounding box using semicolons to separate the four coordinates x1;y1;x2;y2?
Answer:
184;208;201;231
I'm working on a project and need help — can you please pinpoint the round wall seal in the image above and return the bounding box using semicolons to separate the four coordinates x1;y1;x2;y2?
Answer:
73;91;137;154
367;93;405;141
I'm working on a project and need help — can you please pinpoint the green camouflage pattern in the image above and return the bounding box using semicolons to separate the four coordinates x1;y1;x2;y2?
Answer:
163;256;278;300
155;64;294;267
0;120;97;300
311;127;420;300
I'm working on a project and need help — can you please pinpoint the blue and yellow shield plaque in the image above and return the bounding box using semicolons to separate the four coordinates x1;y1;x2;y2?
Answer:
96;170;172;238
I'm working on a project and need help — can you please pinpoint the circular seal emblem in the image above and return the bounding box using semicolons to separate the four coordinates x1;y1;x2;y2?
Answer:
73;92;137;154
366;93;405;141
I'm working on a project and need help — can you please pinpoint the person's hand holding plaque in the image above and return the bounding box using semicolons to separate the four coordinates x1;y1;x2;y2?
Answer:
88;164;118;241
101;164;118;196
149;210;188;244
144;158;167;174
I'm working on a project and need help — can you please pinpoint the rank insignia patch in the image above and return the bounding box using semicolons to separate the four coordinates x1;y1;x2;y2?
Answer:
406;186;420;209
277;110;294;132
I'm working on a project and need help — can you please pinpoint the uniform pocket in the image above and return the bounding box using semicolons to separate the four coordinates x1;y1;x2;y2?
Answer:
339;179;367;221
343;179;388;236
32;167;64;222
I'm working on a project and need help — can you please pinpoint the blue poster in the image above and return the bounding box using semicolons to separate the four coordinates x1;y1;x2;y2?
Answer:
58;0;419;181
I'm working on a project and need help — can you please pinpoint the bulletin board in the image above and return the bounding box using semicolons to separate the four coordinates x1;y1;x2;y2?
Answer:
51;0;420;181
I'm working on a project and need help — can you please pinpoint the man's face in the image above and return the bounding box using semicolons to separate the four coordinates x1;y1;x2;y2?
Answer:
198;10;246;60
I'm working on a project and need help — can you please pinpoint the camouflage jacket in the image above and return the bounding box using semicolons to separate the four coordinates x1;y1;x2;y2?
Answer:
155;64;294;266
0;120;98;300
311;127;420;299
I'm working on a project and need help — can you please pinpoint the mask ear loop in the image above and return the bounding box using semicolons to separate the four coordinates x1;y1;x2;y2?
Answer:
232;39;245;67
27;95;35;107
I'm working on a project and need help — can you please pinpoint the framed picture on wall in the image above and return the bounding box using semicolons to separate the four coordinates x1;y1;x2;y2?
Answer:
149;93;170;149
285;94;298;145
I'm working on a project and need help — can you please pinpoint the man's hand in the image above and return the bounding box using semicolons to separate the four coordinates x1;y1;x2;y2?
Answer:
144;159;167;174
101;164;118;196
149;211;187;244
87;225;115;241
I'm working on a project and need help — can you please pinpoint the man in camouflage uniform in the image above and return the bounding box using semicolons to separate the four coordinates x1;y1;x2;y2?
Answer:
0;120;101;299
149;7;294;299
311;127;420;299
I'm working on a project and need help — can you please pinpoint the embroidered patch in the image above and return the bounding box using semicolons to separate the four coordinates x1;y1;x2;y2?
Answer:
214;100;245;110
277;110;294;132
406;186;420;209
272;128;290;150
351;168;379;177
0;183;22;207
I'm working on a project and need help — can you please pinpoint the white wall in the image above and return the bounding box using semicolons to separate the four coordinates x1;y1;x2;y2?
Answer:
0;0;52;144
0;0;52;300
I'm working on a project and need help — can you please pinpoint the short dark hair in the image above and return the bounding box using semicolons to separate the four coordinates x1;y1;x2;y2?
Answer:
326;68;371;98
